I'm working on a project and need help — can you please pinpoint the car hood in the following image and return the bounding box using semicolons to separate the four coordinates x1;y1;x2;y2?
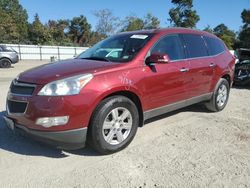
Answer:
18;59;122;84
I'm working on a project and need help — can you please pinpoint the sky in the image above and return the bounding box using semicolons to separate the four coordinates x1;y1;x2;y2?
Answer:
19;0;250;32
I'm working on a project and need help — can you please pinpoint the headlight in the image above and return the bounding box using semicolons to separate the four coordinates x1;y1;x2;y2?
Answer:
38;74;93;96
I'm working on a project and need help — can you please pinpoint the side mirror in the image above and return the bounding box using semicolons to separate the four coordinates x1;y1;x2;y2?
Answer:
145;53;170;65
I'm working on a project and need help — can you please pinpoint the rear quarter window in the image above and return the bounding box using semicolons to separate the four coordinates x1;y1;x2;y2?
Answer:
204;36;226;56
181;34;208;58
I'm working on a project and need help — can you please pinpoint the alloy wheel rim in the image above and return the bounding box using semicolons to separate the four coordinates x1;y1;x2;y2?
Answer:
217;84;228;107
102;107;132;145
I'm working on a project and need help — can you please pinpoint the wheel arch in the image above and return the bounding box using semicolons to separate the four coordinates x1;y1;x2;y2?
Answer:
221;74;231;86
0;57;12;63
89;89;144;129
102;90;144;127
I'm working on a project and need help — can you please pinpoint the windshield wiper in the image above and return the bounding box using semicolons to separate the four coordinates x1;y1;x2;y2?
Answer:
80;57;111;62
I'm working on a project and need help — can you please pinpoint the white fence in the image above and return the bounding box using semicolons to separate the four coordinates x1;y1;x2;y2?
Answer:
0;44;89;60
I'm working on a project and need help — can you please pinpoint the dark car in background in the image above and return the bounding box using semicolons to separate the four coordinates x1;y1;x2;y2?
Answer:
0;45;19;68
234;48;250;85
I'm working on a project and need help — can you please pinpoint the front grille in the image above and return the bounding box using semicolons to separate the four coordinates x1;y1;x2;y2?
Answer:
7;100;27;114
10;81;36;96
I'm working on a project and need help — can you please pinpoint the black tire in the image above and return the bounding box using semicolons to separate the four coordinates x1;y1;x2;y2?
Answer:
0;58;11;68
88;95;139;154
205;78;230;112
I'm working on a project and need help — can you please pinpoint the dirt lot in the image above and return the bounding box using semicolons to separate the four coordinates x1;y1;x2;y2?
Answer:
0;60;250;188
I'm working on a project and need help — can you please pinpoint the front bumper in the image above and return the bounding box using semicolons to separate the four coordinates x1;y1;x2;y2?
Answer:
11;54;19;64
4;116;87;150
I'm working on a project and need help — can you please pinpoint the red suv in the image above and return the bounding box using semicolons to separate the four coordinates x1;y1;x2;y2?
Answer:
4;28;235;154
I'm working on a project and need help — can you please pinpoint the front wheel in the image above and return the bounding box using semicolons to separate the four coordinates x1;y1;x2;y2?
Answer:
205;78;230;112
88;96;139;154
0;58;11;68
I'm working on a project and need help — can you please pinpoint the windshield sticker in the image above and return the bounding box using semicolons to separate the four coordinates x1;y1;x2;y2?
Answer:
130;35;148;39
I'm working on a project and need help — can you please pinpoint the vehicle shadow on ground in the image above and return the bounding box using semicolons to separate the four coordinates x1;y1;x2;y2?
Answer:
0;111;99;158
144;103;209;125
0;104;208;158
232;84;250;90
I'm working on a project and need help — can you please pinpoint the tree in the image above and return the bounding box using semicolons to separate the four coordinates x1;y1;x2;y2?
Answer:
168;0;200;28
237;9;250;48
241;9;250;29
143;13;160;29
47;19;71;45
29;14;51;45
238;29;250;49
203;25;213;33
121;13;161;32
213;24;236;49
0;0;29;43
0;11;19;43
122;16;145;31
68;15;92;46
93;9;119;36
88;31;106;46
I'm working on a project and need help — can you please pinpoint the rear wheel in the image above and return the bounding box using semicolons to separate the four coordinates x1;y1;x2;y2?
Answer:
0;58;11;68
88;95;139;154
205;78;230;112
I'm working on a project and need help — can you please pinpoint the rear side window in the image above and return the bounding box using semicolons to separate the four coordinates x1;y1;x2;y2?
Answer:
204;36;225;56
151;35;185;61
181;34;208;58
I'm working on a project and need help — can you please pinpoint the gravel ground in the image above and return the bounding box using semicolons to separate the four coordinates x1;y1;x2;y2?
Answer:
0;60;250;188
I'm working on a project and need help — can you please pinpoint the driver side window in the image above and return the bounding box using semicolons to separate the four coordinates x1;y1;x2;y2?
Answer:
151;35;185;61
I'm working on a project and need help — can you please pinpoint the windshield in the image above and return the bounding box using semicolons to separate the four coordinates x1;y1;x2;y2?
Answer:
0;46;16;52
78;33;153;62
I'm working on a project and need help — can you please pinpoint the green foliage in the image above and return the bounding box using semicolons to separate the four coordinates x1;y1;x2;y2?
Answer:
213;24;236;49
121;13;160;32
238;28;250;48
47;19;72;46
203;25;213;33
169;0;200;28
237;9;250;48
122;16;144;31
28;14;52;45
241;9;250;27
0;11;19;43
88;32;106;46
0;0;29;43
68;15;92;46
143;13;160;29
1;0;248;50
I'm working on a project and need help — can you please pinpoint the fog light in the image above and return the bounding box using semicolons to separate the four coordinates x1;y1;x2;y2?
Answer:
36;116;69;128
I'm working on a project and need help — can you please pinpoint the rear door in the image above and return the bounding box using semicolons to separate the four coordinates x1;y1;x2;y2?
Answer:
181;34;215;98
142;34;191;110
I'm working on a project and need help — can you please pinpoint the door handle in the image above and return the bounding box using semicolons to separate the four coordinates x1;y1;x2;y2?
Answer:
209;63;216;68
180;68;189;72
